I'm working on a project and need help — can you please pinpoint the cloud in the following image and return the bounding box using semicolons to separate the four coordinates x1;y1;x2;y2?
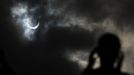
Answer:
11;3;40;41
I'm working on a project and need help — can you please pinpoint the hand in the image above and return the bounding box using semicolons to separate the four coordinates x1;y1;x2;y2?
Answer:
116;51;124;70
87;50;96;69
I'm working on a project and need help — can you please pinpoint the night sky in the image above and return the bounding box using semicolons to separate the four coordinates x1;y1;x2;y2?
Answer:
0;0;134;75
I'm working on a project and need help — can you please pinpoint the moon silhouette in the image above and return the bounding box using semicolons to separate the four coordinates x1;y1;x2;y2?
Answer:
27;22;40;30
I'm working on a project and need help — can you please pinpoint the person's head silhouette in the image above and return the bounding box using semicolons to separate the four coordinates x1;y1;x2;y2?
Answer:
82;33;129;75
97;33;121;69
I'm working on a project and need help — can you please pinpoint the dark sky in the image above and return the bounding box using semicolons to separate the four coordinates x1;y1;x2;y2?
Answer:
0;0;134;75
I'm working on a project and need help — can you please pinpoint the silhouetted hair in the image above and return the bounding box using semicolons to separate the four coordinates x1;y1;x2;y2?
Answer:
98;33;121;49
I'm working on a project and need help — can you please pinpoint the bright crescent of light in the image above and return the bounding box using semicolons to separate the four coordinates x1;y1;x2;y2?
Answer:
27;22;40;29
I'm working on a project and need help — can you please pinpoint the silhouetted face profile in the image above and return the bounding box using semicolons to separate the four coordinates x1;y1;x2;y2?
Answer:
97;33;121;68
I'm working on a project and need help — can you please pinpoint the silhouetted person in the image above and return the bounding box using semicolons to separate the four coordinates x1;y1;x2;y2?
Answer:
82;33;129;75
0;49;16;75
